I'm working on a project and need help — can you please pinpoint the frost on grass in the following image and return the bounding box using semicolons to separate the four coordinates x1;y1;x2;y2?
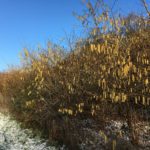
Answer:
0;113;57;150
79;120;150;150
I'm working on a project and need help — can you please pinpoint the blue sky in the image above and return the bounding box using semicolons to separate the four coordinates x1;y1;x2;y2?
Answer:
0;0;148;71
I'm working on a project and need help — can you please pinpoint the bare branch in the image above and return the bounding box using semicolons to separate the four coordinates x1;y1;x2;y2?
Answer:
141;0;150;17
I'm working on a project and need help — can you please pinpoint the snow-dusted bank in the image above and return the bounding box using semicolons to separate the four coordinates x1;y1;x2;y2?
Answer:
0;112;149;150
0;113;58;150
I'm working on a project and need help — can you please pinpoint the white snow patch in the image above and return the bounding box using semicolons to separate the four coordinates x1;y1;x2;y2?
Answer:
0;113;57;150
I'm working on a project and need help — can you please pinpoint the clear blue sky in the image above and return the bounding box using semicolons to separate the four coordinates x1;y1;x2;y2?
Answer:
0;0;148;71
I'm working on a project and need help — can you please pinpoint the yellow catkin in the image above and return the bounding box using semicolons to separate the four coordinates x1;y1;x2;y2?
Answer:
145;79;149;85
143;96;145;105
112;140;116;150
135;97;138;104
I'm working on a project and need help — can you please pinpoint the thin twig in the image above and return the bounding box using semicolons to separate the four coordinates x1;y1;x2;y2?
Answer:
141;0;150;17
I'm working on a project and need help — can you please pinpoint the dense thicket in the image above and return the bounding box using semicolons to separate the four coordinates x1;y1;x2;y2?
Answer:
0;1;149;148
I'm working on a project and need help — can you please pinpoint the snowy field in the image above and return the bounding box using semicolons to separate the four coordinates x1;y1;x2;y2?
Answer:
0;113;57;150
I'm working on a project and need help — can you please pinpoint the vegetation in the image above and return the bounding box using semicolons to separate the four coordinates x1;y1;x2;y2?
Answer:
0;0;149;149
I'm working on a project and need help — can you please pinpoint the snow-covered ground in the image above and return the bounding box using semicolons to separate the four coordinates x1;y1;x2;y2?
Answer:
0;112;149;150
81;119;150;150
0;113;57;150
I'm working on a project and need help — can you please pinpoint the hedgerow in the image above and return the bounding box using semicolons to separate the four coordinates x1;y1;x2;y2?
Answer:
0;0;149;148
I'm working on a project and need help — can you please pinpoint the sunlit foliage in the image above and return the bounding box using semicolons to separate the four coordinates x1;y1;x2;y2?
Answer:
0;0;149;148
